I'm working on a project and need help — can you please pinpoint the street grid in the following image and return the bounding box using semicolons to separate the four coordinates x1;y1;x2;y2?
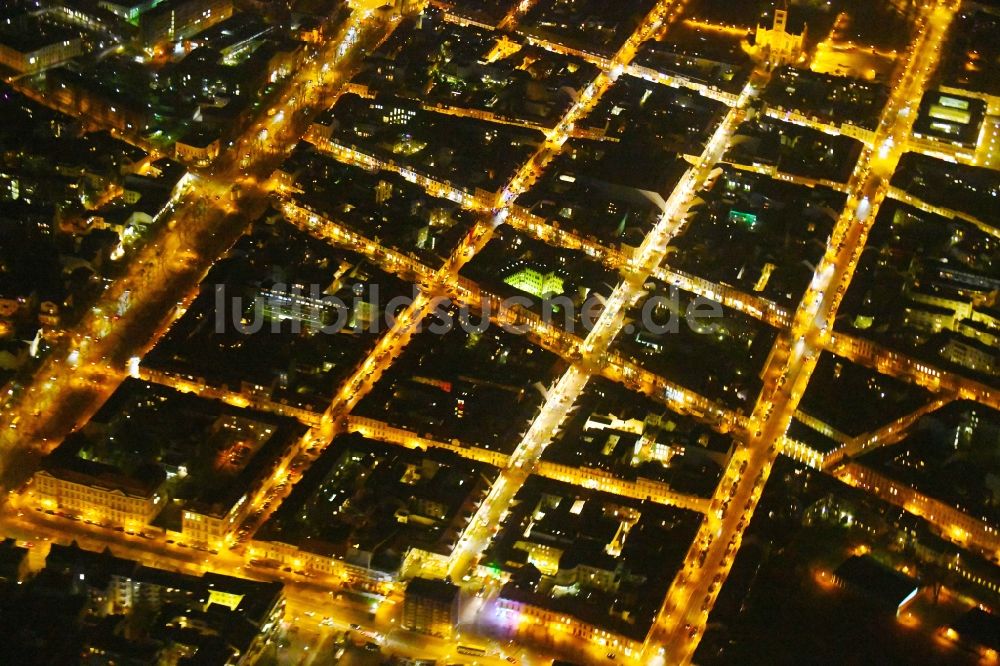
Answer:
0;0;992;663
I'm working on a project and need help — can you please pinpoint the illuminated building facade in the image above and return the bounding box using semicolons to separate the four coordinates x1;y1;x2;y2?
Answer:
402;577;460;638
910;91;987;162
174;129;222;167
754;2;806;67
502;262;566;299
837;462;1000;560
98;0;163;23
0;34;82;74
139;0;233;46
31;460;166;530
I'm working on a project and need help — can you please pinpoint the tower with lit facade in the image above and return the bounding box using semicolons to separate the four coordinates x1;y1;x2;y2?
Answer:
755;1;806;67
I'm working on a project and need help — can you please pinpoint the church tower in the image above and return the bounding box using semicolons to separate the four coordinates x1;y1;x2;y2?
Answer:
773;1;788;33
754;0;806;68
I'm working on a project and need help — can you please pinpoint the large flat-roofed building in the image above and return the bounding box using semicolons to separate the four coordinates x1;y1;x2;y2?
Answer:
933;6;1000;168
832;555;920;616
139;0;233;46
911;91;987;161
0;21;82;73
939;7;1000;114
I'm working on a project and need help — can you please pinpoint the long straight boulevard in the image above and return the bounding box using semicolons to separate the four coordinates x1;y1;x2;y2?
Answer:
644;2;959;662
445;83;766;586
437;0;764;584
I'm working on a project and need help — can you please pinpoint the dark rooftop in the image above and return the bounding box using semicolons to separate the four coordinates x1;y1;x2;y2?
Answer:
833;555;920;611
951;607;1000;652
406;577;460;605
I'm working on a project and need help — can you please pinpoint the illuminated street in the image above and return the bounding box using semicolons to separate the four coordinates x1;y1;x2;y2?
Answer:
644;2;961;662
0;7;401;492
1;0;999;663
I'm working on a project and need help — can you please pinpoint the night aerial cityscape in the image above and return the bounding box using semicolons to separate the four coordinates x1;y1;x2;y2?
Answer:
1;0;1000;663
